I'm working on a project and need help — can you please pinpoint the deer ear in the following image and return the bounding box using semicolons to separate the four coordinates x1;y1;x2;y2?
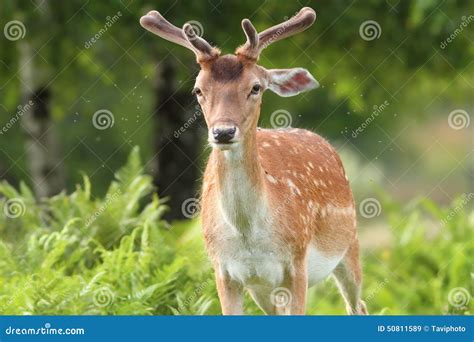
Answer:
266;68;319;97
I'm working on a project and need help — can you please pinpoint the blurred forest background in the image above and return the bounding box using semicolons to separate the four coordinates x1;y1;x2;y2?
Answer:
0;0;472;315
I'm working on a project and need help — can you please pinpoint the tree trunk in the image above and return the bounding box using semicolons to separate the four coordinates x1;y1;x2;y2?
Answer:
151;57;204;220
17;0;65;198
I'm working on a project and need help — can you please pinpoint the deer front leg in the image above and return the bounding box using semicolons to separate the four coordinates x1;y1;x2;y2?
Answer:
273;258;308;315
215;271;244;315
288;257;308;315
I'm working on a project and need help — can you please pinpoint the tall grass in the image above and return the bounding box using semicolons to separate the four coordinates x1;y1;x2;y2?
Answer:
0;148;471;315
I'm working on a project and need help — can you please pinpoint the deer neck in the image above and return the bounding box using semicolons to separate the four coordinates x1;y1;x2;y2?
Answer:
213;125;266;231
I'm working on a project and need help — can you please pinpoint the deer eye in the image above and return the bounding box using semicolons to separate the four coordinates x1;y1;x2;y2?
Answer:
250;84;261;95
193;87;203;97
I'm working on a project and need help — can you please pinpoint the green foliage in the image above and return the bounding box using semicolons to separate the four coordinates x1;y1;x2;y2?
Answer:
0;148;472;315
303;194;473;315
0;147;215;315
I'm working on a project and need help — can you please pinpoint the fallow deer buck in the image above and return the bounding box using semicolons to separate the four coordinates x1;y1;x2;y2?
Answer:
140;7;367;315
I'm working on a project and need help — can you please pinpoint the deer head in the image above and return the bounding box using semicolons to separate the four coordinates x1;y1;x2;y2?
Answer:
140;8;319;150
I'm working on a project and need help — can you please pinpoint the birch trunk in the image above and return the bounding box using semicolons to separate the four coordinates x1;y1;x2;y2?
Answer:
18;0;64;198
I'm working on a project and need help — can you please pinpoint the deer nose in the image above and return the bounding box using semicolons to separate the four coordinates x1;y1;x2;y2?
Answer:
212;127;236;144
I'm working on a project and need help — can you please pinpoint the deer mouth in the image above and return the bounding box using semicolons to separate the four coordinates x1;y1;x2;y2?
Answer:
211;141;239;150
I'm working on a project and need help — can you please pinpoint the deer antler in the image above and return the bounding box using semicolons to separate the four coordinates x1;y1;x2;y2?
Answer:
237;7;316;61
140;11;220;62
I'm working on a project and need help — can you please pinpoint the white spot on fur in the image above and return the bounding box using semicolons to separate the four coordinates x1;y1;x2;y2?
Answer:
266;174;277;184
287;179;301;195
322;204;355;216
